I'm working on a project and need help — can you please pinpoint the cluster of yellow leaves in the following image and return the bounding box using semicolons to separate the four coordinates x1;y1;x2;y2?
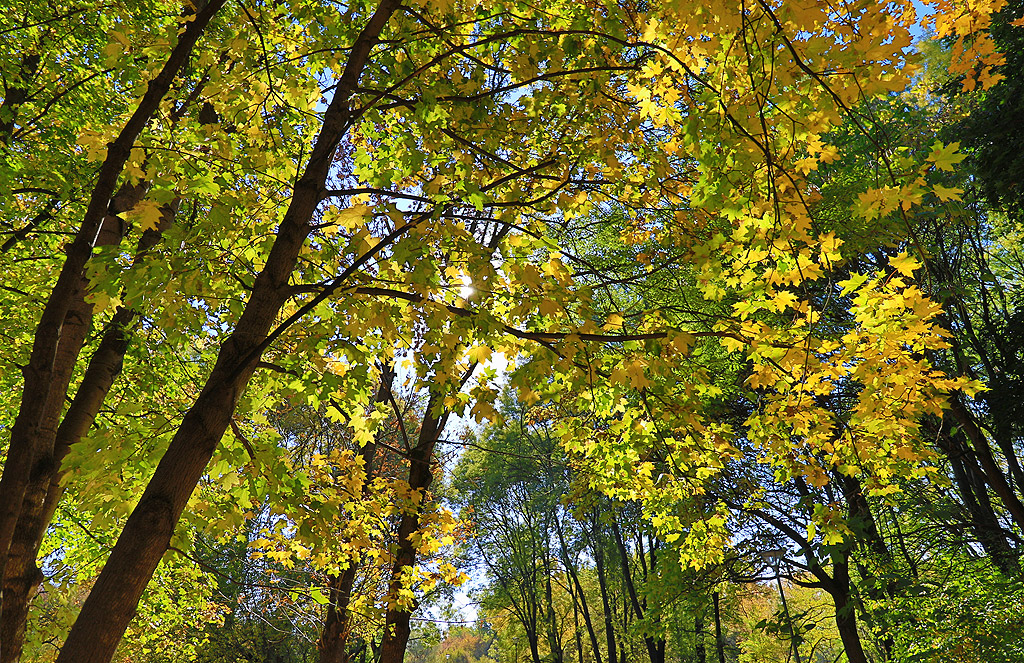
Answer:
537;0;995;556
239;446;469;614
924;0;1008;90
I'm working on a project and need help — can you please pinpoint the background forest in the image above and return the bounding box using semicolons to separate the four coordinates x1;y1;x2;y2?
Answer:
2;0;1024;661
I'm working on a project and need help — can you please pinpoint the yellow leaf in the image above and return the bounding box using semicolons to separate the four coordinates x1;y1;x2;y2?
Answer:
603;313;624;330
128;200;165;232
927;141;966;172
721;336;745;353
889;251;920;277
333;204;372;231
839;272;869;295
609;367;629;386
86;290;121;314
627;361;651;390
932;184;964;202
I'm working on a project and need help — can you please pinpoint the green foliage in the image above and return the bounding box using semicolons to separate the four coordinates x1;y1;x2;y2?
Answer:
877;572;1024;662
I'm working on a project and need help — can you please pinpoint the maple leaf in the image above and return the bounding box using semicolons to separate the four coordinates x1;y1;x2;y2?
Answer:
932;184;964;202
927;141;967;172
889;251;920;277
128;200;165;232
466;345;492;363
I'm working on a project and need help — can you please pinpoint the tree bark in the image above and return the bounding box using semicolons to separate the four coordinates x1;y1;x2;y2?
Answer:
53;2;403;660
947;393;1024;531
934;417;1020;576
0;0;219;583
378;395;445;663
319;565;361;663
609;517;662;663
591;521;618;663
543;541;564;663
318;369;393;663
555;512;603;663
0;199;172;663
0;53;41;144
712;592;726;663
830;554;868;663
695;611;706;663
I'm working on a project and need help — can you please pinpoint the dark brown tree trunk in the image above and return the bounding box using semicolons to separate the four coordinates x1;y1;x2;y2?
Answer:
830;554;868;663
947;393;1024;531
0;53;41;143
378;397;444;663
555;513;603;663
609;518;662;663
712;592;726;663
0;11;213;659
839;475;897;660
543;546;564;663
53;3;403;661
0;0;217;581
568;580;585;663
695;611;706;663
934;417;1020;576
319;565;361;663
526;632;543;663
318;369;393;663
0;201;172;663
592;524;617;663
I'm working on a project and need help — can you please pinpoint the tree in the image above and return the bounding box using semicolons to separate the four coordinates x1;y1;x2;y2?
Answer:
1;0;1012;661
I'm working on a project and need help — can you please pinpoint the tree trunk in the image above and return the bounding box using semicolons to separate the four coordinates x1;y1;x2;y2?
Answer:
0;0;213;580
1;200;171;663
695;611;706;663
609;517;662;663
319;369;393;663
592;527;617;663
53;3;403;660
0;53;41;143
542;526;564;663
947;393;1024;531
712;592;726;663
319;565;361;663
935;419;1020;576
378;397;443;663
556;512;603;663
830;554;868;663
568;579;585;663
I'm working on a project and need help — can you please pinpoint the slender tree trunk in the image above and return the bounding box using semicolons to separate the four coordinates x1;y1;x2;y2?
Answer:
555;513;603;663
712;592;726;663
839;475;897;660
0;53;41;143
544;569;564;663
378;397;443;663
830;554;868;663
568;580;585;663
947;394;1024;531
319;369;393;663
0;0;215;580
935;419;1020;576
542;526;564;663
695;611;706;663
609;518;662;663
319;565;361;663
593;531;617;663
526;632;543;663
0;201;172;663
53;3;403;660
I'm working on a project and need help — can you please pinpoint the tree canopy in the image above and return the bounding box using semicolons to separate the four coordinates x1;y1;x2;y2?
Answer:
1;0;1023;661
